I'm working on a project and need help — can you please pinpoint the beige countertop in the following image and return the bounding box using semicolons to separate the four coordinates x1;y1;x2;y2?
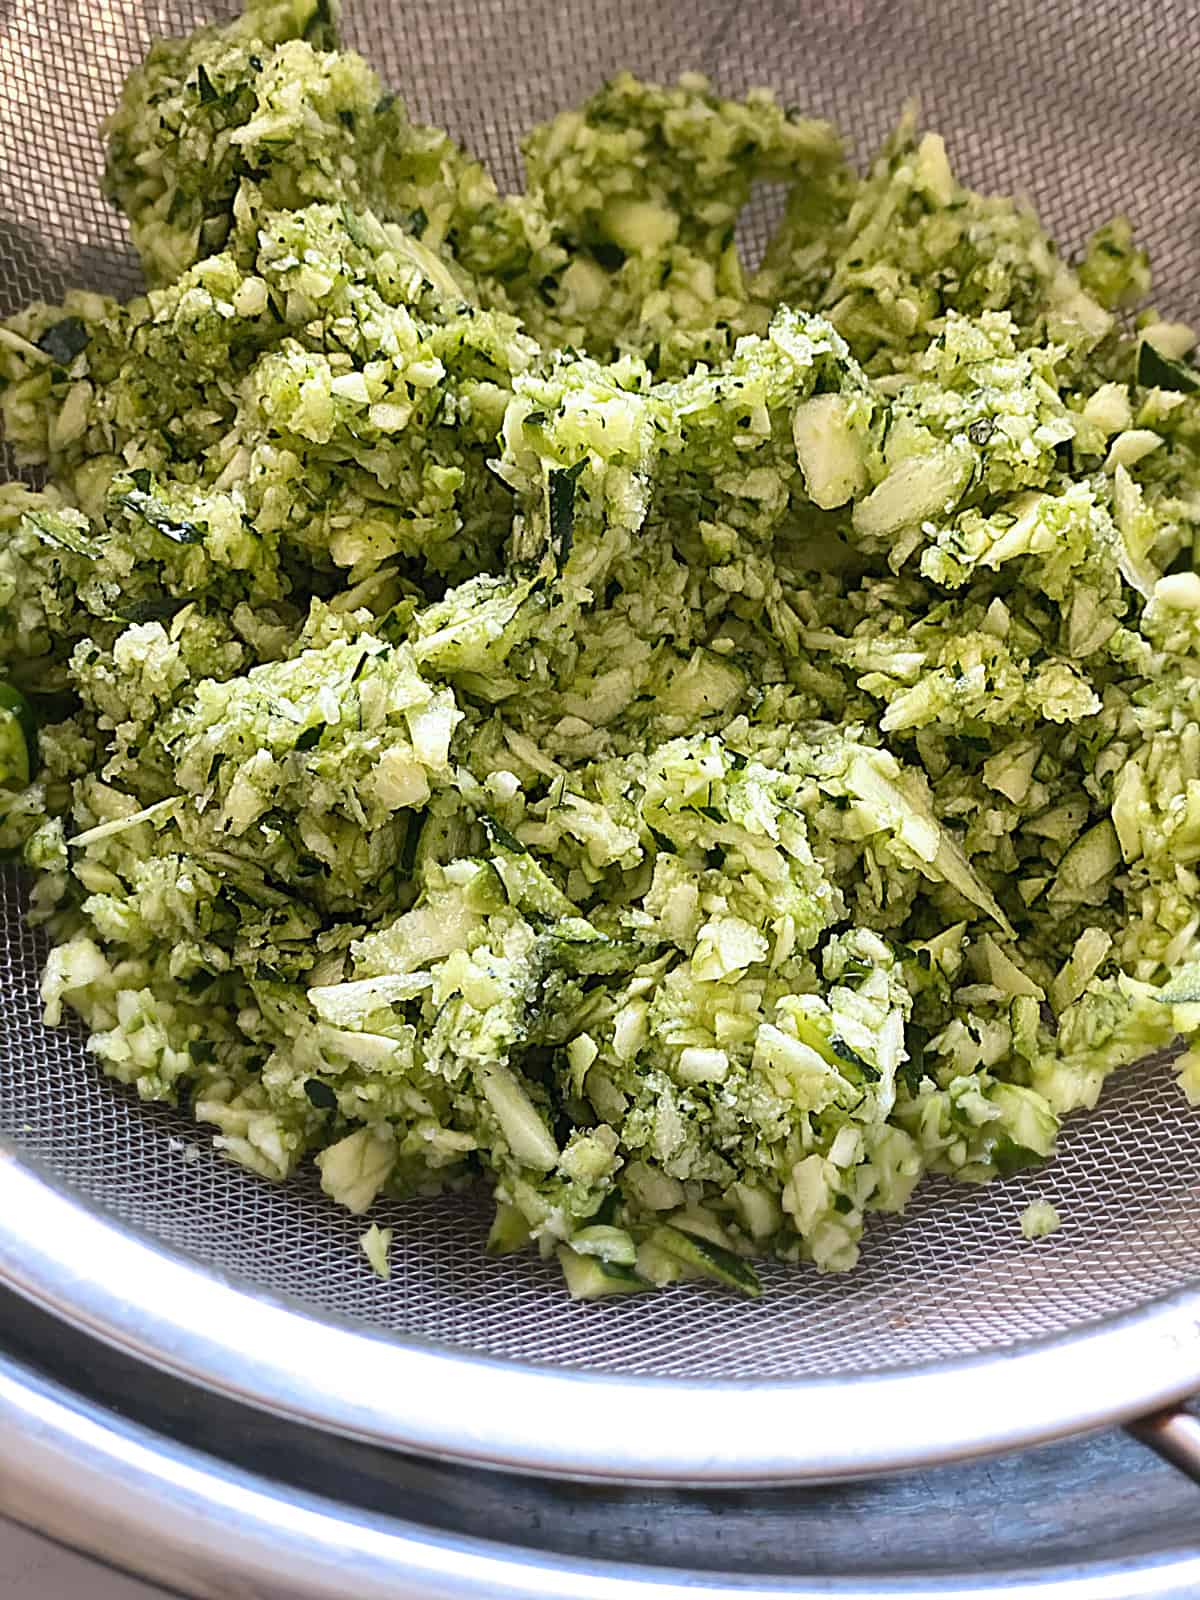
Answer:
0;1519;162;1600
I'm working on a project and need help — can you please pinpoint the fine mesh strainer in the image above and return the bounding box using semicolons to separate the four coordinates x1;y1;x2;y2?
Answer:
2;0;1200;1486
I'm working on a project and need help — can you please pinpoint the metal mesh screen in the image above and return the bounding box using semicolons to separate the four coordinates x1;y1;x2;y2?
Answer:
1;0;1199;1383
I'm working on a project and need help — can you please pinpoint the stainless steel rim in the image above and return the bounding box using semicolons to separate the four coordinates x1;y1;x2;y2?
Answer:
2;1144;1199;1485
6;1343;1200;1600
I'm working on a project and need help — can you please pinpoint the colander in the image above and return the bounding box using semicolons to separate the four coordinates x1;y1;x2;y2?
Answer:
2;0;1200;1489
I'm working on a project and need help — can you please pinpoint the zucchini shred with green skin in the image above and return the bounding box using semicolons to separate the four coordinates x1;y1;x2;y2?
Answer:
3;0;1200;1301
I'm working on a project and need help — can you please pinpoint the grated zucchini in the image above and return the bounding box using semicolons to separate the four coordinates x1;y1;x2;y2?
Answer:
3;0;1200;1304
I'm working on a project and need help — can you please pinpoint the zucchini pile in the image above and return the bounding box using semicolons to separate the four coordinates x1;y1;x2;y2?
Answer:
2;0;1200;1297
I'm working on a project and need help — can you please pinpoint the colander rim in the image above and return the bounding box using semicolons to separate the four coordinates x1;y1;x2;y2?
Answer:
1;1143;1197;1483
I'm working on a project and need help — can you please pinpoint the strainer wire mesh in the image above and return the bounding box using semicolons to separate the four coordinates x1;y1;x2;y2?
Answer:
1;0;1199;1382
